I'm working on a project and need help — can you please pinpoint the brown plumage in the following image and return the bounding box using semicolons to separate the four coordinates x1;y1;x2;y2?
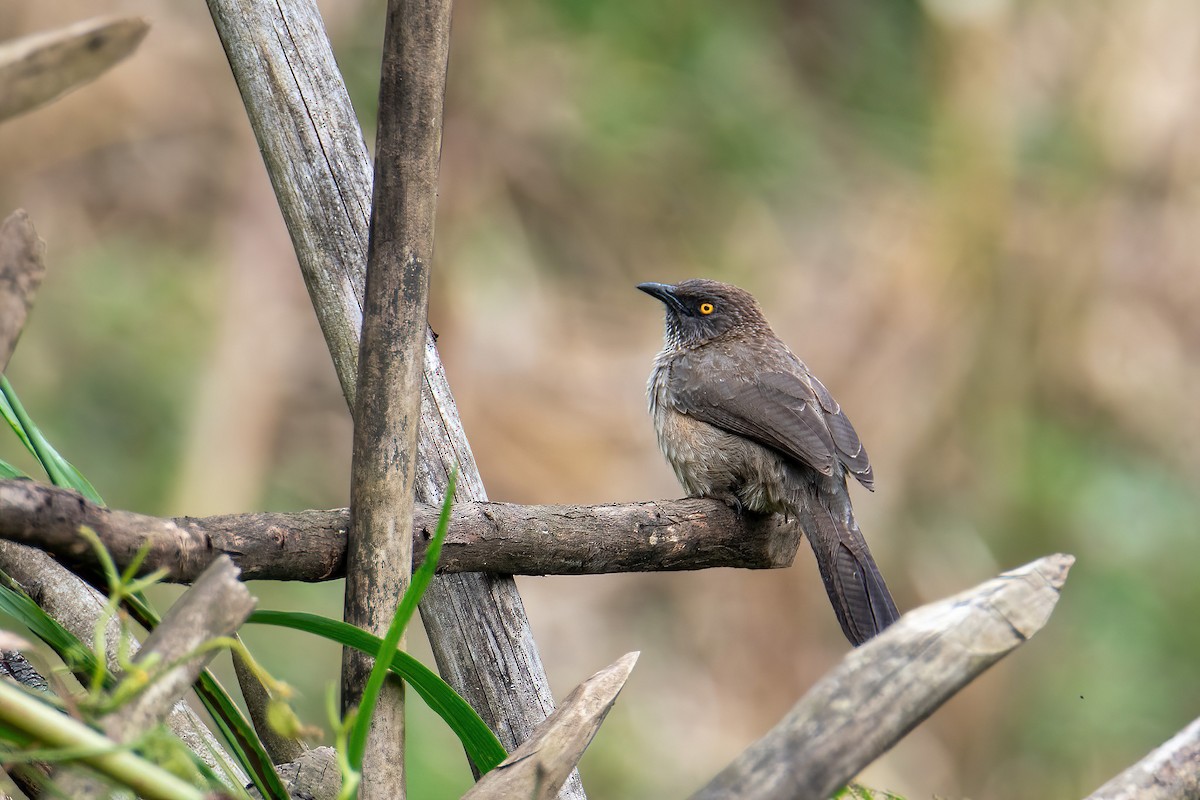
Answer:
639;278;899;646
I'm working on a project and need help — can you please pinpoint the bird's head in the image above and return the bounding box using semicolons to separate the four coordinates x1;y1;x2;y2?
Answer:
637;279;770;349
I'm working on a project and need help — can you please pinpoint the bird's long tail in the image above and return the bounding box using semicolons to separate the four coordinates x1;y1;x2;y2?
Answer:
798;489;899;646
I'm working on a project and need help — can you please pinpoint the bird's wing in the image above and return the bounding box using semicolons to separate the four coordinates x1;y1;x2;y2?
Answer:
807;372;874;490
669;354;874;489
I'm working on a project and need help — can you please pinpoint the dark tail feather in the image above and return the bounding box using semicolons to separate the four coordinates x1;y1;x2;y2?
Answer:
799;493;899;646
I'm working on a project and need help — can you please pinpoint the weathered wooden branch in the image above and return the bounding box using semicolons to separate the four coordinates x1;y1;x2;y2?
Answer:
58;556;255;798
204;4;582;793
0;210;46;374
248;747;341;800
104;556;255;742
341;0;449;789
690;554;1074;800
1084;716;1200;800
0;542;248;784
0;17;149;123
0;479;800;582
463;652;639;800
234;647;307;765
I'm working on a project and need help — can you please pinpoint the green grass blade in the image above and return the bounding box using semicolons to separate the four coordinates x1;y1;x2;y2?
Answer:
247;609;506;775
0;384;36;454
0;376;104;505
0;582;268;797
0;580;106;684
0;459;28;479
347;469;458;769
193;671;291;800
118;592;290;800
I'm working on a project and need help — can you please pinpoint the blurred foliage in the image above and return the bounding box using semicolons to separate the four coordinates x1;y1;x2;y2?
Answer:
3;0;1200;797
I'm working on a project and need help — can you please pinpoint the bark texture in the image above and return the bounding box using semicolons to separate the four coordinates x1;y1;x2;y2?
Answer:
0;210;46;373
690;554;1074;800
204;5;582;792
0;480;800;581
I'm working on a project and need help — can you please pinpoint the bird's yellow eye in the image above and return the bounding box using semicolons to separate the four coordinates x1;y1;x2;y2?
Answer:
699;302;715;315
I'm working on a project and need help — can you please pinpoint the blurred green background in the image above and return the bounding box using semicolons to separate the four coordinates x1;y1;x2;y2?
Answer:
4;0;1200;797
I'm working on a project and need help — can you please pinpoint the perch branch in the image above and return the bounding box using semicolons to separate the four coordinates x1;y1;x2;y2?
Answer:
690;554;1075;800
0;479;801;582
1084;716;1200;800
0;210;46;373
462;652;639;800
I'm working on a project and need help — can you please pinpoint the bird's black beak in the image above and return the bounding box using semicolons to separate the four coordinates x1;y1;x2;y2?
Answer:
637;282;686;313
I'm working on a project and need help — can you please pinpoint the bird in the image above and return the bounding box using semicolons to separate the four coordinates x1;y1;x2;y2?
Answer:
638;278;899;646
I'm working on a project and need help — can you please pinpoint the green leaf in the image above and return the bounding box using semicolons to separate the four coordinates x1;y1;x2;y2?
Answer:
348;468;458;769
0;582;262;798
0;376;104;505
193;671;292;800
0;459;27;479
0;580;106;684
247;609;506;775
119;592;289;800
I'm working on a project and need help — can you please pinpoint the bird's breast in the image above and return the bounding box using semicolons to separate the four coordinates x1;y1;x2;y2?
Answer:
646;353;810;513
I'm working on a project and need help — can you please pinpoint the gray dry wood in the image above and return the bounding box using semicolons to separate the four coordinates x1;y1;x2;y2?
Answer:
205;2;573;792
341;0;449;790
0;17;149;123
0;210;46;373
103;556;255;742
462;652;639;800
248;747;341;800
0;543;248;784
1084;716;1200;800
58;557;255;798
690;553;1075;800
234;648;308;765
0;479;801;581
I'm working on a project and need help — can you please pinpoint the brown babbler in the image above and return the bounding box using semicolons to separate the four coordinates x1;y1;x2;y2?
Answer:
639;278;899;645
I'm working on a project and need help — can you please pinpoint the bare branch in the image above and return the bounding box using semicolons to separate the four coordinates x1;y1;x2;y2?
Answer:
0;542;248;784
248;747;341;800
341;0;451;788
0;17;149;123
0;479;800;582
204;4;584;791
1084;716;1200;800
462;652;639;800
0;210;46;373
59;557;255;798
690;554;1075;800
103;556;255;742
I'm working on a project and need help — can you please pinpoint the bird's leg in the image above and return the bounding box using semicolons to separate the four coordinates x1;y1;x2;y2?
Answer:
701;486;748;517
